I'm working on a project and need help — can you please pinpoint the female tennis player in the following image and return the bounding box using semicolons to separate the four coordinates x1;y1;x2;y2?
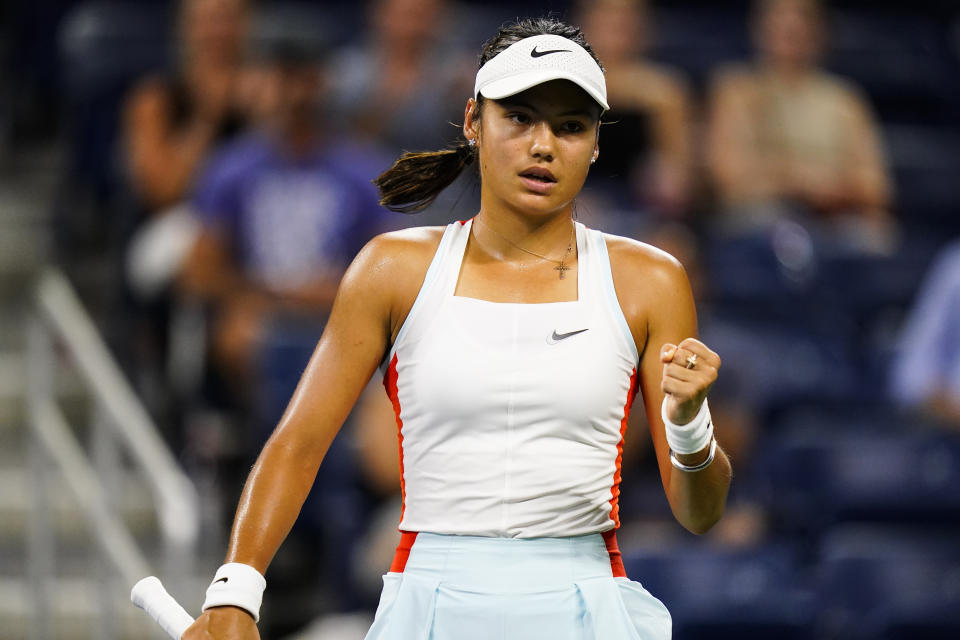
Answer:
183;17;730;640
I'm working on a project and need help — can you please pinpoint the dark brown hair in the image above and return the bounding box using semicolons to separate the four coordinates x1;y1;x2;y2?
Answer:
374;17;603;214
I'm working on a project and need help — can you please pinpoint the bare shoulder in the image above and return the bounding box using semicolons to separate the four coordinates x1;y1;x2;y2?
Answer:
343;226;447;338
604;233;687;291
365;224;444;265
814;71;876;119
816;70;865;100
347;226;444;288
369;225;447;252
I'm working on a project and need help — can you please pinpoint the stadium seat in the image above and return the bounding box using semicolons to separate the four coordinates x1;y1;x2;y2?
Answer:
699;309;859;414
54;1;175;262
813;232;944;392
650;7;751;89
884;125;960;234
817;240;939;320
825;10;960;125
766;397;911;437
624;543;816;640
817;525;960;639
756;431;960;536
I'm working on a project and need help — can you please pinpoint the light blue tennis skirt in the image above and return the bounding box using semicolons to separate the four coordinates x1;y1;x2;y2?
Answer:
363;532;671;640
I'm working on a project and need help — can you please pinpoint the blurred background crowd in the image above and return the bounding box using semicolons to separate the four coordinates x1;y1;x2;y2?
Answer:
2;0;960;638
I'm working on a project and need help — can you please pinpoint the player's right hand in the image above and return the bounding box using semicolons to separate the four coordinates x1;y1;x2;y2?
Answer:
182;606;259;640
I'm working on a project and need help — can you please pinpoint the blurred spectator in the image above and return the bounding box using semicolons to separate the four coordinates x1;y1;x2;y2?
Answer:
706;0;896;255
122;0;253;296
579;0;694;220
329;0;471;154
178;33;392;392
124;0;250;216
111;0;252;433
891;241;960;430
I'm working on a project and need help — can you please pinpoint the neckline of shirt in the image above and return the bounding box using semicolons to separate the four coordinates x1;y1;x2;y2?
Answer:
449;219;587;306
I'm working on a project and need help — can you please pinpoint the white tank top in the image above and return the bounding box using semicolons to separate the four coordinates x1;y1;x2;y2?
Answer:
380;219;641;538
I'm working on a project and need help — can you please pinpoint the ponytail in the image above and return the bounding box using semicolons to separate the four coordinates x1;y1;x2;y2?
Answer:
374;141;476;214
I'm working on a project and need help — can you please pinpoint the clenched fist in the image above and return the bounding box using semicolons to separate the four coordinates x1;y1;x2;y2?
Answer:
660;337;721;425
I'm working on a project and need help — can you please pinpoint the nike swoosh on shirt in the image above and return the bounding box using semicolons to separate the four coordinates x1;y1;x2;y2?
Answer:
531;46;572;58
551;328;589;341
214;577;228;585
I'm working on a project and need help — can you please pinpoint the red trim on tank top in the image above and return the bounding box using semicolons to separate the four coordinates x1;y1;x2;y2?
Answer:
608;367;639;529
383;356;419;573
390;531;419;573
603;529;627;578
383;354;407;524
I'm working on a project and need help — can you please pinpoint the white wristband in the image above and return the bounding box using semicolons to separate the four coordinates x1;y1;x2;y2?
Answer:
202;562;266;622
661;397;713;455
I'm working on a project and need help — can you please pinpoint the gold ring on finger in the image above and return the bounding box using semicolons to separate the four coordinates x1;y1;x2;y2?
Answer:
685;354;698;369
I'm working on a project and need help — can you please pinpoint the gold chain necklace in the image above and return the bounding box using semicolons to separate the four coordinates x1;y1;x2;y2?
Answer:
475;217;576;280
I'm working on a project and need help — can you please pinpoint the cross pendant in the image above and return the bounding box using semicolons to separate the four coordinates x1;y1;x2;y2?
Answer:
555;261;571;279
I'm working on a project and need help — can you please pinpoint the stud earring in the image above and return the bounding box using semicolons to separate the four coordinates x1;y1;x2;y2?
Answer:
468;138;477;147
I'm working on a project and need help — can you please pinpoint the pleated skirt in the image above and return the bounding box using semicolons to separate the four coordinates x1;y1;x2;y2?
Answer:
363;532;671;640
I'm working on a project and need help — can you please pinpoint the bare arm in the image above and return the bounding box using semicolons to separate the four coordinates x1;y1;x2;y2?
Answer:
641;68;694;213
179;229;340;309
179;228;254;303
180;237;395;638
610;238;731;534
924;390;960;429
123;79;230;210
220;243;393;568
839;88;892;213
181;229;440;639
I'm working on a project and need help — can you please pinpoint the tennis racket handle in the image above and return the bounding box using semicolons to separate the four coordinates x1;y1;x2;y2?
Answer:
131;576;196;640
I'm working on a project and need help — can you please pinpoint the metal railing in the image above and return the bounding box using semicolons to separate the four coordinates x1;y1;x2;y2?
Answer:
26;268;200;639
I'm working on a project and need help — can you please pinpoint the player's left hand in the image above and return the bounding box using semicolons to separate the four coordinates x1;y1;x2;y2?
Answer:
660;338;721;425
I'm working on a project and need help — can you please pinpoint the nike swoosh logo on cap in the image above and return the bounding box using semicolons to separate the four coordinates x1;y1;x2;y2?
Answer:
551;328;589;341
214;577;228;584
531;46;572;58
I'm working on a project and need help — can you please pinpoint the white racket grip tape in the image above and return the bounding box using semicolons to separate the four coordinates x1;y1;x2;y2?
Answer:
131;576;196;640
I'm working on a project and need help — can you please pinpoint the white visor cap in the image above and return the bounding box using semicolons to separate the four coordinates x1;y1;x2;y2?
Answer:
474;34;608;112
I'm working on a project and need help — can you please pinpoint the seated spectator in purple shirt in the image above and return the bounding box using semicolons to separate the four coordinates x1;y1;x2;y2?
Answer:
178;33;393;388
891;242;960;430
